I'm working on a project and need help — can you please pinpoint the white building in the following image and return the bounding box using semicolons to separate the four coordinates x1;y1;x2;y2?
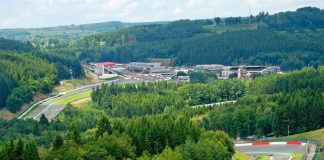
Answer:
127;62;167;73
95;62;118;79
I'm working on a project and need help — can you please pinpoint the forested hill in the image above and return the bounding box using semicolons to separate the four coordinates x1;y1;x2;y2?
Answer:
0;21;167;42
0;37;34;52
73;7;324;70
0;38;84;113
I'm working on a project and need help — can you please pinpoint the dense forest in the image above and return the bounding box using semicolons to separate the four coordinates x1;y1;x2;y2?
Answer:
91;80;245;118
0;66;322;159
69;7;324;70
0;38;84;112
202;67;324;137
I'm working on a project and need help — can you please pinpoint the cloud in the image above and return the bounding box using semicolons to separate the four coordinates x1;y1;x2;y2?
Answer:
0;0;323;28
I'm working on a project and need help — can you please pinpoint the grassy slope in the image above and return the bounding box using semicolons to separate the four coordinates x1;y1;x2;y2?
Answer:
285;128;324;146
53;90;92;105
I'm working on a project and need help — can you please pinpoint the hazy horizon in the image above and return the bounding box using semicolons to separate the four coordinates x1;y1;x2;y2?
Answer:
0;0;323;29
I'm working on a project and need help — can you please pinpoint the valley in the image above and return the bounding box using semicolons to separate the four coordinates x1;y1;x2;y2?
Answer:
0;5;323;160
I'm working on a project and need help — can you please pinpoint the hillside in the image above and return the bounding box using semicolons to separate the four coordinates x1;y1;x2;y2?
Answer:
0;38;84;113
0;21;167;42
286;128;324;146
71;7;324;71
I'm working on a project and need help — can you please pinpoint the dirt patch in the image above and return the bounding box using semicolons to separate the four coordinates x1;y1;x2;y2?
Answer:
71;97;92;109
0;109;15;120
71;97;92;105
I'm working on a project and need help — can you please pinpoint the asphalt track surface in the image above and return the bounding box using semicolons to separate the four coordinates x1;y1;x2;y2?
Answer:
235;145;306;160
24;78;145;121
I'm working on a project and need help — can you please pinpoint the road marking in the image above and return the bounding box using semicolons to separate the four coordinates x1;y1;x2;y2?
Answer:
288;155;293;160
245;152;292;156
235;143;252;147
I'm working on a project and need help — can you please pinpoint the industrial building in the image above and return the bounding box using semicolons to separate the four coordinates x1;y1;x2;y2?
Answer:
127;62;167;73
221;66;280;79
195;64;280;79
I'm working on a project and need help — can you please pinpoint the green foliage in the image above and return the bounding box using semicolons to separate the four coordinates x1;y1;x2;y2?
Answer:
0;21;166;42
70;7;324;71
92;81;244;117
24;141;40;160
248;67;324;94
0;37;85;112
0;38;34;52
152;131;235;160
6;95;24;113
0;139;40;160
0;72;17;108
188;71;217;83
52;135;63;151
95;116;113;138
177;79;245;105
84;133;136;160
5;86;33;112
203;67;324;137
126;115;201;155
39;114;49;126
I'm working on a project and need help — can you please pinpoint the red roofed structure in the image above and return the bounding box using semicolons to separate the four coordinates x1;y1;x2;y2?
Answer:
97;62;116;66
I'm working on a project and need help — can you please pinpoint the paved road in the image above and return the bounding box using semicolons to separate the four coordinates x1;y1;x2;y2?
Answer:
23;78;142;121
235;145;305;160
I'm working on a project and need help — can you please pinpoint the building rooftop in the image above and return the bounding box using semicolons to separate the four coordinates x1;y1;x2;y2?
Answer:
97;62;116;66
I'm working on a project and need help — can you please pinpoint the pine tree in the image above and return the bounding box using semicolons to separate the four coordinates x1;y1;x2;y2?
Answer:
14;139;24;160
24;141;40;160
0;139;15;160
39;114;49;125
96;116;112;138
71;126;81;144
52;135;63;151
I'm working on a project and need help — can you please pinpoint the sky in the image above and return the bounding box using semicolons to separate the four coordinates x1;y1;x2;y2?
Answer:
0;0;323;29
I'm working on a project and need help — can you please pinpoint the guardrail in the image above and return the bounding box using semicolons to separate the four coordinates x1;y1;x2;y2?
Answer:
17;94;62;119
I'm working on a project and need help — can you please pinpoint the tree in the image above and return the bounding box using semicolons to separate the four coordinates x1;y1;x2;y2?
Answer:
6;95;23;113
53;135;64;150
229;73;238;79
214;17;221;25
14;139;24;160
39;114;49;126
96;116;113;138
71;126;81;144
71;58;84;78
154;146;183;160
177;71;187;77
23;141;40;160
0;139;15;160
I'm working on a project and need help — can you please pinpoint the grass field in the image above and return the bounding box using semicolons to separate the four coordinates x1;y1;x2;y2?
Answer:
257;156;270;160
317;152;324;160
53;90;92;105
291;153;303;160
232;151;252;160
57;112;65;121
